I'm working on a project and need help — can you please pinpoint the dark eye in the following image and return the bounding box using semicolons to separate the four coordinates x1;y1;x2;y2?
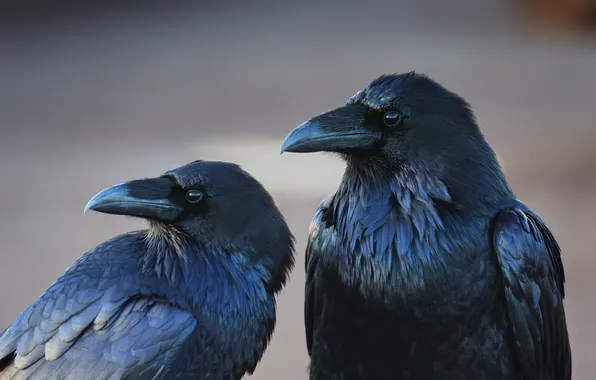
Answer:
185;190;204;203
383;111;402;127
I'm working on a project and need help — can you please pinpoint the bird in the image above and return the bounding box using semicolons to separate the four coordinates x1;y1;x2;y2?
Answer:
280;72;571;380
0;160;295;380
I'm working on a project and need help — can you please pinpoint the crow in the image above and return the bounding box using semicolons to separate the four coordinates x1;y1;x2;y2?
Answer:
281;72;571;380
0;160;295;379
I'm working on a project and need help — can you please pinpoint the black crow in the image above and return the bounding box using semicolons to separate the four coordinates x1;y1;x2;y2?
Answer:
281;72;571;380
0;160;295;379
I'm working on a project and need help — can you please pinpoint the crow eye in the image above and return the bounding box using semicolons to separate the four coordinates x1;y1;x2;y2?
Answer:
185;190;204;203
383;111;402;127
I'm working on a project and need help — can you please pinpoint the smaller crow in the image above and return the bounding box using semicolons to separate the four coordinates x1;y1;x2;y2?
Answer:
0;160;295;380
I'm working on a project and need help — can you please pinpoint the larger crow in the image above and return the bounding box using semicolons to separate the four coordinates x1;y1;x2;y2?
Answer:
0;160;295;379
281;72;571;380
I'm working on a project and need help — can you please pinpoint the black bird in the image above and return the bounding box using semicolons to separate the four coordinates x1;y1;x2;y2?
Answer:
0;160;295;379
281;72;571;380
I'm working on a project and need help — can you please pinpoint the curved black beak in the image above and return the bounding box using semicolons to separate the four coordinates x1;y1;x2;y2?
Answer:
84;177;183;222
281;103;382;153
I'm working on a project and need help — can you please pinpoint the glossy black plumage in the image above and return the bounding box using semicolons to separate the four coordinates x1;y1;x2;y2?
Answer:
282;72;571;380
0;160;295;380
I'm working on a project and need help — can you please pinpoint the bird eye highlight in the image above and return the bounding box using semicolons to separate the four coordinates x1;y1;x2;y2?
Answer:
383;111;402;127
185;190;204;203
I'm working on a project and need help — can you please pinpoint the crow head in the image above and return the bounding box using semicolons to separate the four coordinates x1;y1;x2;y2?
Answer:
281;72;512;210
85;160;295;288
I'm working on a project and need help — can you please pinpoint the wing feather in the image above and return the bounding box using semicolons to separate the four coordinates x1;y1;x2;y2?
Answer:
0;253;197;380
493;208;571;380
305;198;333;356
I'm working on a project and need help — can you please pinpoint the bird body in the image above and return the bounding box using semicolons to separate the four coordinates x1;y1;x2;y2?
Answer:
282;73;570;380
0;160;295;379
306;171;525;380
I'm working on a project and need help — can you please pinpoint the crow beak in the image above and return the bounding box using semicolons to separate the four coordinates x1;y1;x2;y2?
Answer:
84;177;183;222
281;103;382;153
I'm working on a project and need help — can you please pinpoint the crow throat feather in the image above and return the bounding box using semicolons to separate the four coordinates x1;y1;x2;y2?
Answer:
143;221;278;295
320;166;475;302
143;221;189;281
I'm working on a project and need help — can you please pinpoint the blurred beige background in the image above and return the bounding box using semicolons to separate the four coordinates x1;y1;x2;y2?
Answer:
1;1;595;379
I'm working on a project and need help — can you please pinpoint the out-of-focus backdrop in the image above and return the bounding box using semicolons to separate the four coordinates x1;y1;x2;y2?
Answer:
1;0;595;378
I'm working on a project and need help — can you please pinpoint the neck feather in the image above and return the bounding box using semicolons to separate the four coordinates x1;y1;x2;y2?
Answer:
334;166;453;252
328;166;467;296
141;223;273;300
